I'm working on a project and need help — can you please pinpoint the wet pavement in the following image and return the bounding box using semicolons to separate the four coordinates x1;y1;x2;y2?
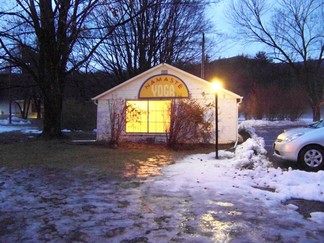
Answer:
0;167;148;242
1;162;324;242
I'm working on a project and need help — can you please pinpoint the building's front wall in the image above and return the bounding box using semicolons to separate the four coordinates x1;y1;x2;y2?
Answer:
96;100;111;141
95;64;241;144
218;98;239;144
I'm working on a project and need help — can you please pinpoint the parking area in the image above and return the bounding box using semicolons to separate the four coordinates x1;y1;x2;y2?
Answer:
254;125;301;170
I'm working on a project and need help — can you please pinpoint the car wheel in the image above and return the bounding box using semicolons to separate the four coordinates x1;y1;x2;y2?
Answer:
299;145;324;171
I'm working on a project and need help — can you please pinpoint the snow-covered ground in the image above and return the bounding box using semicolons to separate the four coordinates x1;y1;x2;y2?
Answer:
0;117;41;134
140;119;324;241
1;118;324;241
0;117;32;126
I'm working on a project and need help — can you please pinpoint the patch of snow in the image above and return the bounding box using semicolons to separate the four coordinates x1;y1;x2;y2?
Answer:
146;135;324;241
0;117;31;125
239;119;308;128
0;117;35;133
0;126;24;133
310;212;324;223
21;129;42;134
152;121;324;209
0;119;76;134
61;129;72;133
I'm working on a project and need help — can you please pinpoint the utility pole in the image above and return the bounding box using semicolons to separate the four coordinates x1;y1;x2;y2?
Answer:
201;32;205;79
8;64;12;125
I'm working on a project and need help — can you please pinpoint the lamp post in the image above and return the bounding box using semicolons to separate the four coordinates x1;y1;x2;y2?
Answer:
211;81;222;159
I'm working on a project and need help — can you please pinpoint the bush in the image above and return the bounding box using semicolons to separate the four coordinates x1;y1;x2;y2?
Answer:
61;99;96;131
166;99;212;149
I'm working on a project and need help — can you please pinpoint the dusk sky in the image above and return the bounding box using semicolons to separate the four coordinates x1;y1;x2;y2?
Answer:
207;1;265;59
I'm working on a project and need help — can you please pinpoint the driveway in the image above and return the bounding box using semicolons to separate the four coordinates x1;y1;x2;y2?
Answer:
254;125;301;169
1;164;323;242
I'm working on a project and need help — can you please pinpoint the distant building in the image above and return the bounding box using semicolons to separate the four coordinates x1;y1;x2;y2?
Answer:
0;72;41;119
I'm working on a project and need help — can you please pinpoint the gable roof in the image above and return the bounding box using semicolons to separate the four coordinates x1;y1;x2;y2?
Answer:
92;63;242;101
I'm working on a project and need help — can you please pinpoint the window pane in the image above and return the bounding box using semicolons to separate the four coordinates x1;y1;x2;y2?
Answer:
126;101;148;133
148;100;171;133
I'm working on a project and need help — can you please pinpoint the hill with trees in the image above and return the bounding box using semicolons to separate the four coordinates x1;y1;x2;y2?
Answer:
181;53;310;121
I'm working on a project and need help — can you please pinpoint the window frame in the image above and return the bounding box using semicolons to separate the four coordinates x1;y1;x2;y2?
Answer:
125;99;171;134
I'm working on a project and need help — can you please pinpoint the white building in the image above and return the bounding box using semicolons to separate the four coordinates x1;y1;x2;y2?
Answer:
92;63;243;144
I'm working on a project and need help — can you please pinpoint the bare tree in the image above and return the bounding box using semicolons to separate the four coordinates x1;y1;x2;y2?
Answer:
93;0;213;82
108;99;127;146
228;0;324;121
0;0;152;138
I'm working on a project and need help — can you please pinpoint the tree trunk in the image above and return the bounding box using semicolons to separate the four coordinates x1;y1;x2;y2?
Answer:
311;102;321;122
33;96;42;119
40;70;65;138
42;93;64;138
294;63;323;122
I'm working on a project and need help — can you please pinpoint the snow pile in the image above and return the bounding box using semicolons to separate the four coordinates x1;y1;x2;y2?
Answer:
233;137;269;170
253;168;324;201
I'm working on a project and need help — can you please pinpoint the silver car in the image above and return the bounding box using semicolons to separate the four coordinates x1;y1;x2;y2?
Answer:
273;120;324;171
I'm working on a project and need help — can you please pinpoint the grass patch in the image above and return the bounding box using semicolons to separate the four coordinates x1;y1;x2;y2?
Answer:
0;139;215;178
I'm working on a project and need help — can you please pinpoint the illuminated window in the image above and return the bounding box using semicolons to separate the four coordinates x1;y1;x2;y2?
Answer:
126;100;171;133
148;100;171;133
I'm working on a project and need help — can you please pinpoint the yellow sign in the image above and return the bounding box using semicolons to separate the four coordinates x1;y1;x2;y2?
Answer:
139;75;189;98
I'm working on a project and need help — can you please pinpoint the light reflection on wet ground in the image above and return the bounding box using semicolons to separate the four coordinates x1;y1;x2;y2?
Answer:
122;155;174;180
200;200;244;241
141;182;324;242
200;211;234;241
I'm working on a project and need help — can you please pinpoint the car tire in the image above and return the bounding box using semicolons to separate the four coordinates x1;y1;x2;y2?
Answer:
298;145;324;171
